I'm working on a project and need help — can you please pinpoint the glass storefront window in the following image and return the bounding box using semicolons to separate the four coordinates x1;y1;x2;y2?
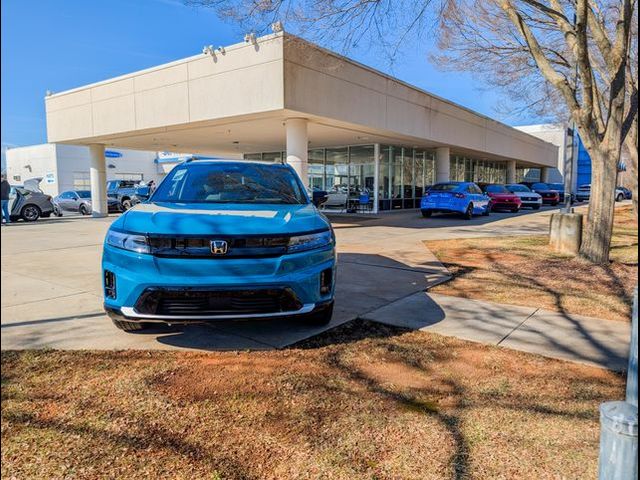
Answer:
325;147;349;195
308;149;325;190
262;152;283;162
415;150;425;199
402;148;414;207
243;153;262;161
392;147;403;209
349;145;375;196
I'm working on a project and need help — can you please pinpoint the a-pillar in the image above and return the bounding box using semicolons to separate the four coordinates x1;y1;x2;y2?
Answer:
507;160;517;184
435;147;450;183
89;144;108;218
285;118;308;186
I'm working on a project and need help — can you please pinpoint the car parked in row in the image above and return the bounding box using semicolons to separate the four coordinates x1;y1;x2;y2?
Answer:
479;184;522;212
505;184;543;209
548;183;575;204
53;190;121;216
575;184;628;203
107;180;143;211
8;178;55;222
420;182;491;220
521;182;560;206
618;186;633;200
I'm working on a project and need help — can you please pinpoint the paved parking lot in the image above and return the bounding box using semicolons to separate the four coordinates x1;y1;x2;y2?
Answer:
1;206;567;351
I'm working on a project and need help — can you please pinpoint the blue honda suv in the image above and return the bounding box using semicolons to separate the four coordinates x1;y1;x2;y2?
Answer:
102;160;336;332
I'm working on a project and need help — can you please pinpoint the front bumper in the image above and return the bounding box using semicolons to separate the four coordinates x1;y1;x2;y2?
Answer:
102;243;336;322
105;300;333;324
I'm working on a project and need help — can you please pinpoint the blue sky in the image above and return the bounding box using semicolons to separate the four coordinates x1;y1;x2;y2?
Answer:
1;0;544;165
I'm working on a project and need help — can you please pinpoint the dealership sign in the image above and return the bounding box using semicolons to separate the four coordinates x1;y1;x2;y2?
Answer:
105;150;123;158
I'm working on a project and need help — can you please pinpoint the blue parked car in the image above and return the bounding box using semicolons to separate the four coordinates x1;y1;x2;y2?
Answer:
102;160;336;332
420;182;491;220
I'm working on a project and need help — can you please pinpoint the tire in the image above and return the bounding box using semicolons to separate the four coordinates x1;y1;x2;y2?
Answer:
533;205;541;210
482;204;491;216
53;205;63;217
305;303;334;326
421;210;432;218
21;204;41;222
121;198;132;211
79;205;89;215
616;194;624;202
511;207;520;213
463;204;474;220
111;318;147;332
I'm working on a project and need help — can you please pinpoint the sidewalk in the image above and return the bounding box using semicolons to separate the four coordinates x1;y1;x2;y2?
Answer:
361;292;631;370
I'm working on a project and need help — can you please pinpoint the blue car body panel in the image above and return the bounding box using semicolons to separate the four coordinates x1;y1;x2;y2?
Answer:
420;182;490;216
101;161;336;323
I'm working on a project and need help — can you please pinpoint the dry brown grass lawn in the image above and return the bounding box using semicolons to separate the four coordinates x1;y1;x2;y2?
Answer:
1;322;624;479
426;205;638;321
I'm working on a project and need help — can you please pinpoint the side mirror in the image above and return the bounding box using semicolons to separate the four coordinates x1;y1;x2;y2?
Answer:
312;190;328;207
135;186;151;201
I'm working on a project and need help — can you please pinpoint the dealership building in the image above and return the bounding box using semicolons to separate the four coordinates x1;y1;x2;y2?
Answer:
44;32;559;215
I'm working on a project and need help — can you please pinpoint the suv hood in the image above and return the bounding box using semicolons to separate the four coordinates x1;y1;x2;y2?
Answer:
118;202;330;236
511;191;541;198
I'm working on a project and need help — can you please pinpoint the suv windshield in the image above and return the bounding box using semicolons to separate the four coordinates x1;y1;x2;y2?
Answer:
485;185;509;194
152;163;308;205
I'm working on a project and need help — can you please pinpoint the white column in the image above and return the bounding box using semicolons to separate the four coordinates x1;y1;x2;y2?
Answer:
89;144;108;218
541;167;551;183
507;160;517;184
435;147;450;183
285;118;308;186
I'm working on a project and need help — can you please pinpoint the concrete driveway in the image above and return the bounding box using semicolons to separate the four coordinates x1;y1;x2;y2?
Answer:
1;205;564;351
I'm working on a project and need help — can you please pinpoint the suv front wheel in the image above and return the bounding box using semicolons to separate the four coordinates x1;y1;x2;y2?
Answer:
111;318;148;332
305;303;334;326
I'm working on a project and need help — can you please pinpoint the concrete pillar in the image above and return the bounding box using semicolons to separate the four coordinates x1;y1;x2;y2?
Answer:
549;213;583;255
541;167;551;183
507;160;517;184
285;118;308;186
435;147;450;183
89;144;108;218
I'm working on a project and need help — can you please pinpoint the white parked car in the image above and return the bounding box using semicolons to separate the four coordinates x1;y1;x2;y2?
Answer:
575;184;627;203
505;184;543;209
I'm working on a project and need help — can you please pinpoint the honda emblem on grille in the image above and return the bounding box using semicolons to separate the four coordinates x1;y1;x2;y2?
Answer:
210;240;229;255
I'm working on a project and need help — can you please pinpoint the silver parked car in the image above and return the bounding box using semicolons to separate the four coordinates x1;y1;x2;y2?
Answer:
9;178;55;222
53;190;121;216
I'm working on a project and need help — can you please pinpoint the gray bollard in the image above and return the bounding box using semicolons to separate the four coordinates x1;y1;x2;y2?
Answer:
628;287;638;408
598;402;638;480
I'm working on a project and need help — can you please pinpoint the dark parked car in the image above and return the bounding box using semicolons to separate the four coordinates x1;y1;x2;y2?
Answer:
548;183;575;204
107;180;143;211
521;182;560;206
8;178;55;222
53;190;121;215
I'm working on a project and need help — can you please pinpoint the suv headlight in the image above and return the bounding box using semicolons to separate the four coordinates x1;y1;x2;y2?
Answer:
288;230;333;253
106;229;150;254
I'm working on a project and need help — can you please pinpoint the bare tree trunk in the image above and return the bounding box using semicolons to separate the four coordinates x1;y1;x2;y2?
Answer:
580;145;620;264
624;120;638;218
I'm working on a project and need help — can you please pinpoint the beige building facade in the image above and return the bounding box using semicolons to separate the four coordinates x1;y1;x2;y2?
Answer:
45;32;558;215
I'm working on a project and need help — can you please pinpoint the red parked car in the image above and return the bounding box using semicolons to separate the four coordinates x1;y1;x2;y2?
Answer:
480;184;523;213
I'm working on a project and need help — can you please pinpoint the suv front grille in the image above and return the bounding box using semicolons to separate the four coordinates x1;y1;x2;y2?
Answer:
147;235;290;258
134;288;302;316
